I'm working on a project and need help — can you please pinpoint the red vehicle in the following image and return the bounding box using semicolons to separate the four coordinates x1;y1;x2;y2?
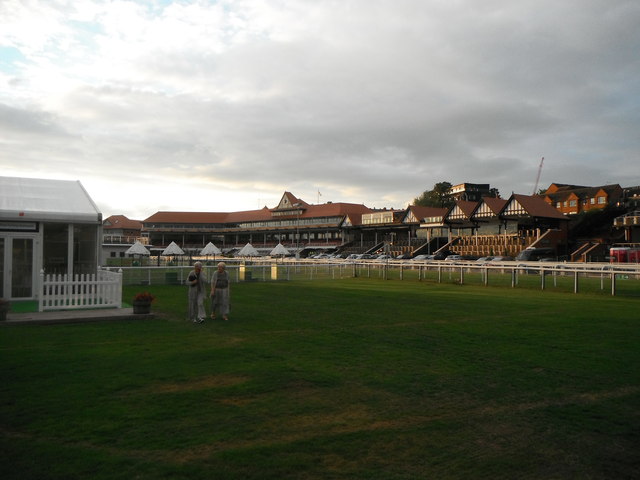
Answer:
610;246;640;263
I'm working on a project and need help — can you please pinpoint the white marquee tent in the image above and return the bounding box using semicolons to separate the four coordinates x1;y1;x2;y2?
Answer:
125;241;150;256
200;242;222;256
270;243;290;256
0;176;103;301
162;241;185;256
237;242;259;257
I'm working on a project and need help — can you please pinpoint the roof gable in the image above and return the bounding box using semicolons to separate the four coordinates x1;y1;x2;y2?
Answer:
503;194;568;219
474;197;507;218
404;206;448;223
448;200;478;220
275;192;308;210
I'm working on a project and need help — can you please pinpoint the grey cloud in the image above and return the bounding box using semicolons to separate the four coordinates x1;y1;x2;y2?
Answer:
2;0;639;217
0;103;70;136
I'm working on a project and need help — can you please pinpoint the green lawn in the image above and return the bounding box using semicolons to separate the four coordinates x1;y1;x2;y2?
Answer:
1;279;639;479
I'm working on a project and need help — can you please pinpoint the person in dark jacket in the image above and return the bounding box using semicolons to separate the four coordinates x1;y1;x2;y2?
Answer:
187;261;207;323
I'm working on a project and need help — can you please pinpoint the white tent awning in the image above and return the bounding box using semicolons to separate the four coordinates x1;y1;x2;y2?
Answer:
237;242;259;256
125;240;150;255
162;241;185;255
270;243;290;256
200;242;222;256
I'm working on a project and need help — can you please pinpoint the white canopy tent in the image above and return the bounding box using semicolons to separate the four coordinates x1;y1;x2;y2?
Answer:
162;241;185;256
237;242;259;257
200;242;222;256
270;243;290;256
125;241;150;256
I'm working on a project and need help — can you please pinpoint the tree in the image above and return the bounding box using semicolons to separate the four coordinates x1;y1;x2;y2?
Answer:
413;182;454;208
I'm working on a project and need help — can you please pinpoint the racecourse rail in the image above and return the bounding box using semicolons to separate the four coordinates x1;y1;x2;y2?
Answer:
111;259;640;298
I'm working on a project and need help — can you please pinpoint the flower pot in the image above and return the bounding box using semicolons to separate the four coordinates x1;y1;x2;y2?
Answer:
132;300;151;314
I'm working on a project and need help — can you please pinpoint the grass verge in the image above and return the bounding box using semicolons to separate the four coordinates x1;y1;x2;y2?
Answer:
1;279;639;479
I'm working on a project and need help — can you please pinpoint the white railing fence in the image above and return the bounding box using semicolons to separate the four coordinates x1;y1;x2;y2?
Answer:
115;260;640;297
39;268;123;312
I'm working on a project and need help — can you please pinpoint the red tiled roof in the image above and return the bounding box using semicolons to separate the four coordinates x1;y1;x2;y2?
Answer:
455;200;479;218
144;211;230;223
508;194;568;219
142;197;373;225
299;202;372;219
544;184;622;202
481;197;508;215
226;207;273;223
103;215;142;230
407;205;448;221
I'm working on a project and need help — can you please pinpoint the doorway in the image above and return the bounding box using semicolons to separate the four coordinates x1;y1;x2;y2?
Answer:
0;235;36;300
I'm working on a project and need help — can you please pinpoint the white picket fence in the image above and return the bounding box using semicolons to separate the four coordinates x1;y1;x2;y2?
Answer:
39;268;123;312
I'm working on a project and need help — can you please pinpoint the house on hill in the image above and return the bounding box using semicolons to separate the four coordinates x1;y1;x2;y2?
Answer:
449;183;493;202
541;183;623;215
0;176;103;301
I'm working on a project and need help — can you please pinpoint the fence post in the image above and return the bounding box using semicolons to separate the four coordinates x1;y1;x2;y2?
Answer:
117;269;123;307
611;272;616;296
459;266;464;285
484;267;489;286
39;270;45;312
541;269;545;290
574;271;579;294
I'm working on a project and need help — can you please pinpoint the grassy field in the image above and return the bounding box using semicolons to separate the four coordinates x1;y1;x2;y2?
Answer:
1;279;639;479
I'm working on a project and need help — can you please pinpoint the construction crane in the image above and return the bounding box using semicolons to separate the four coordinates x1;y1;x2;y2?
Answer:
533;157;544;195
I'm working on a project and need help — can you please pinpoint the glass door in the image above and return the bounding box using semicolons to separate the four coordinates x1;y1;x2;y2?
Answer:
0;235;36;300
11;238;34;298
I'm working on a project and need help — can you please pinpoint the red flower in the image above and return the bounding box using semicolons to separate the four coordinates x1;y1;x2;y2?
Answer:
133;292;155;302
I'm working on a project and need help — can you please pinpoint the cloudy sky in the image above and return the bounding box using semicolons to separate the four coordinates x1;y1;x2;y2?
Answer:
1;0;639;220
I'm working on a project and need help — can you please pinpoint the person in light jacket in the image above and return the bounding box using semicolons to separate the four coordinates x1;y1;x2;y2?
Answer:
210;262;230;321
187;261;207;323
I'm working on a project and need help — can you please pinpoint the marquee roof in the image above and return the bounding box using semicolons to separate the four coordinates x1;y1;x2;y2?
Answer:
0;176;102;223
